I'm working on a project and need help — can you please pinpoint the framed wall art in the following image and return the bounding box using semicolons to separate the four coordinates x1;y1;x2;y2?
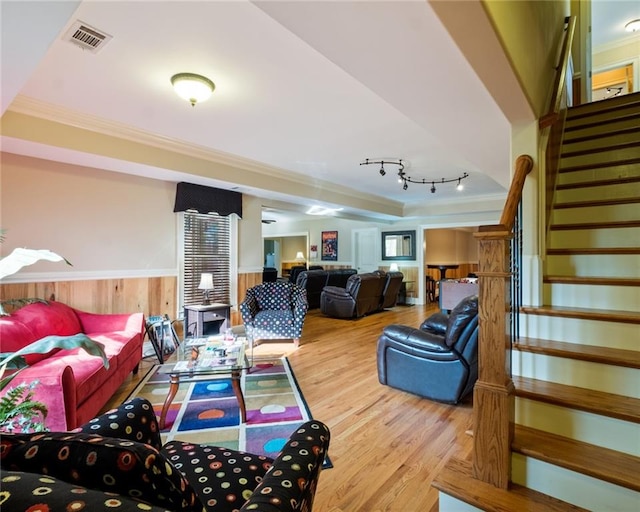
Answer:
321;231;338;261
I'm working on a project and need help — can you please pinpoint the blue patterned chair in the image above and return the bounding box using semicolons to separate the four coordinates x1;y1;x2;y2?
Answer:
0;397;330;512
240;281;309;346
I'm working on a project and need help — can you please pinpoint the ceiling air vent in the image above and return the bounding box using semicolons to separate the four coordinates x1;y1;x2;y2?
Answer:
64;20;112;53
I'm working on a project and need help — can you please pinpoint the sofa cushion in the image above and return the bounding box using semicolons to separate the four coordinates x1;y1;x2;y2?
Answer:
11;301;83;340
0;432;204;511
162;441;272;512
0;317;46;365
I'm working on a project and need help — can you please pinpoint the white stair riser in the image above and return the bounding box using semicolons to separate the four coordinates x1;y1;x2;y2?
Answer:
557;166;640;185
543;283;640;311
548;227;640;248
552;203;639;223
513;352;639;397
438;493;482;512
545;254;640;278
555;182;640;202
564;132;640;153
519;313;638;349
515;398;640;456
560;146;640;169
512;454;640;512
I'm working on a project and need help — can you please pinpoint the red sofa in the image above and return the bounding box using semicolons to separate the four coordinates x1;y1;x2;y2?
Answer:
0;301;144;431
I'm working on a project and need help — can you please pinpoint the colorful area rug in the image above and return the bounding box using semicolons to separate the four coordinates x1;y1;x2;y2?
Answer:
127;357;331;468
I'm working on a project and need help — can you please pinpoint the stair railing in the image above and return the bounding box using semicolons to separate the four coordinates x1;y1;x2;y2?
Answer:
472;154;533;489
540;15;576;235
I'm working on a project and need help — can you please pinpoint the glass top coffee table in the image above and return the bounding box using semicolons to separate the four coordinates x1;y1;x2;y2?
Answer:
156;334;253;429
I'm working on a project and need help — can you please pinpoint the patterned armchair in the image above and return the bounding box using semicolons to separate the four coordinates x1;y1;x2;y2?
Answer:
0;397;330;512
240;281;309;346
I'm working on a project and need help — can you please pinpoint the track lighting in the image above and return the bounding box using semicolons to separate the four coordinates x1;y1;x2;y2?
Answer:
362;158;469;194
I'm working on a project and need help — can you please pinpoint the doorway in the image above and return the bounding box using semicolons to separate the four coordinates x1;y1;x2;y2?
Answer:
353;228;378;273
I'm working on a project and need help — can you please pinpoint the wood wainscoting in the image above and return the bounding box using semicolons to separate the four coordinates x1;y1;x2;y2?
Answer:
0;276;178;318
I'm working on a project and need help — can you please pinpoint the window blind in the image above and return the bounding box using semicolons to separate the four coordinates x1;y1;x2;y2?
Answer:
183;212;230;306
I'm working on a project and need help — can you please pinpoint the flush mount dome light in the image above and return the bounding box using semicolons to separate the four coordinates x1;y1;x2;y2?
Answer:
171;73;215;106
625;19;640;32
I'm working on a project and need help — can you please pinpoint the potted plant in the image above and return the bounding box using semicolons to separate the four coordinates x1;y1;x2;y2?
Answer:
0;236;108;432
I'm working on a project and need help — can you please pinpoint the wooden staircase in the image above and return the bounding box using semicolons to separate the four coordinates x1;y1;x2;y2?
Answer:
512;92;640;510
435;93;640;510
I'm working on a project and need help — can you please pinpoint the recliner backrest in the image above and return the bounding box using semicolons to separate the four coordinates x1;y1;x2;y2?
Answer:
296;269;329;308
445;295;479;348
326;268;357;287
381;271;404;309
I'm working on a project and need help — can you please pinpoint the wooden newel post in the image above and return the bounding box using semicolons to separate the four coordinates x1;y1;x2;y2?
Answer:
471;154;533;489
472;228;514;489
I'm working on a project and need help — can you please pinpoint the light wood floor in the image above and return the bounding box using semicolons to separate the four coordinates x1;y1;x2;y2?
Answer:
104;303;474;512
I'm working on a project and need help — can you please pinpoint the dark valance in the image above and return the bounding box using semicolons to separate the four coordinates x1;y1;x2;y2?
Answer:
173;182;242;217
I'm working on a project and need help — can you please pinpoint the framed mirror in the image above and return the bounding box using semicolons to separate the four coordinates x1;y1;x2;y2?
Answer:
382;230;416;261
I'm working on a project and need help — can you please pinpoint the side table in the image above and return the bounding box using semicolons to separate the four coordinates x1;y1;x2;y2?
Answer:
184;303;231;338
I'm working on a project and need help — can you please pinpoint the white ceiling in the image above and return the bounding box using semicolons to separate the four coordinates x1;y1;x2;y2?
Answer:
0;1;637;224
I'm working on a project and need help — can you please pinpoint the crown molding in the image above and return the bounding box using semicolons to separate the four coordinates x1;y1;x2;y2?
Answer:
593;33;640;55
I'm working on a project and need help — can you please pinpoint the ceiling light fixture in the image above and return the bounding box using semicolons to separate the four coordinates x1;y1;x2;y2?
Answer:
360;158;469;194
625;19;640;32
170;73;215;106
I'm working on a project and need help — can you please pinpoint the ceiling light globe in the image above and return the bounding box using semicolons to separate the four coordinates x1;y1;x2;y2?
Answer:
625;19;640;32
457;183;464;191
171;73;215;106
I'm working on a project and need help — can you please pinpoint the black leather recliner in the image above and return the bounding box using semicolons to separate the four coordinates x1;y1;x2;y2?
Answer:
296;268;359;309
296;269;330;309
380;271;404;309
321;272;388;318
377;295;479;404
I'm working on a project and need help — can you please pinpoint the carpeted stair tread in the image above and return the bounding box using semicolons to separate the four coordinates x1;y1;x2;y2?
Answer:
513;336;640;369
432;456;588;512
513;425;640;492
513;375;640;423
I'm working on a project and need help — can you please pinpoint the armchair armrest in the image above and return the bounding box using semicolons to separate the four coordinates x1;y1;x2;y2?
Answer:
72;397;162;450
240;420;330;512
239;294;259;323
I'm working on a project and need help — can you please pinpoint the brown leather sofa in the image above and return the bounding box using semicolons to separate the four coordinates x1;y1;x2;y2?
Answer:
320;271;403;318
296;268;357;308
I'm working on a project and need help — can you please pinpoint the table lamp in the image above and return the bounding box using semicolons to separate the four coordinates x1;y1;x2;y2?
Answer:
295;251;306;263
389;263;399;272
197;272;214;304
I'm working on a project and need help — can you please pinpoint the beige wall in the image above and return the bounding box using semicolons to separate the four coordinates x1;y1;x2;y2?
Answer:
424;228;477;265
482;0;570;118
1;152;177;276
0;152;264;282
593;39;640;75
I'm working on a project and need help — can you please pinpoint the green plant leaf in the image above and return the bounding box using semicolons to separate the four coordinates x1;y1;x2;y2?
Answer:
0;247;71;280
0;334;109;390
